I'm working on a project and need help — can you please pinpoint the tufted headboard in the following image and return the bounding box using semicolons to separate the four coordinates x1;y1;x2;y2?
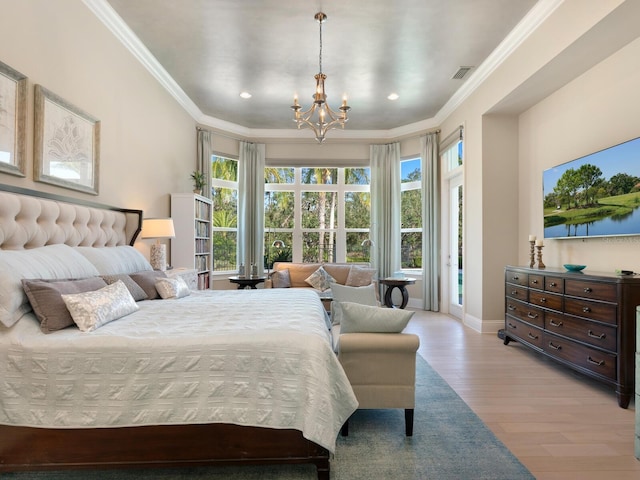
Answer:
0;184;142;250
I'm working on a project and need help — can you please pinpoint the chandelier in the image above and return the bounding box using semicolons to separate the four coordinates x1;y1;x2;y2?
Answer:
291;12;350;143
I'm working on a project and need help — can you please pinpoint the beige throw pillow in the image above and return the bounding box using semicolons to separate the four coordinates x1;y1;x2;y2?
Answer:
305;266;335;291
345;266;376;287
271;269;291;288
330;283;378;326
340;302;414;334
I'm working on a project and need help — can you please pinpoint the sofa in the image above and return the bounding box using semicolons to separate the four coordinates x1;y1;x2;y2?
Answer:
269;262;376;309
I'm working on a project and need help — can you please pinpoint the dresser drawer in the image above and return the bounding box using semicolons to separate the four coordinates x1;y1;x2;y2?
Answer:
565;279;617;302
544;276;564;294
505;317;544;349
543;332;616;380
506;298;544;328
506;284;528;302
529;290;563;311
505;270;528;286
528;274;544;290
564;298;617;325
545;314;616;352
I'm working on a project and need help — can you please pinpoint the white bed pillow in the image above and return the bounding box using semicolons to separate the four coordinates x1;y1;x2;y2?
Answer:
75;246;153;275
0;244;100;328
155;277;190;299
61;280;139;332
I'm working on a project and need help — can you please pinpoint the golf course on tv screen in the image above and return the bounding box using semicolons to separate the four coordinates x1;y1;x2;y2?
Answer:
543;136;640;239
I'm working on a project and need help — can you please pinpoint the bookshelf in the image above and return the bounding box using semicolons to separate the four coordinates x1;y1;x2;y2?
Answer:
170;193;212;289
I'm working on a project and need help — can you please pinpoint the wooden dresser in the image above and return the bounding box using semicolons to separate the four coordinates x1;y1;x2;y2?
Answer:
503;266;640;408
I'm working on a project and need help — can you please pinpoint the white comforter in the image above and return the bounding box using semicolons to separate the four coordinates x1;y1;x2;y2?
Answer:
0;288;357;452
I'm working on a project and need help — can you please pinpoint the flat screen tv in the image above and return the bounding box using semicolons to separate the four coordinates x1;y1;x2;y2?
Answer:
543;136;640;239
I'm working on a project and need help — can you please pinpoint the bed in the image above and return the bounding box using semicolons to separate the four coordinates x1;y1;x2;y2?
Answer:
0;184;357;479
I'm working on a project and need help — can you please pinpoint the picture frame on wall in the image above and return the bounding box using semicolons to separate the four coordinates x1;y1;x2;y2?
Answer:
34;84;100;195
0;60;27;177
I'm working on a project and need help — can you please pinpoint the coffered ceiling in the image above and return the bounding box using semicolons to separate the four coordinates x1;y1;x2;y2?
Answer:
96;0;541;135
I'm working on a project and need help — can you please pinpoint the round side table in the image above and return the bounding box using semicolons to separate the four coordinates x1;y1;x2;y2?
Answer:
379;277;416;309
228;276;266;289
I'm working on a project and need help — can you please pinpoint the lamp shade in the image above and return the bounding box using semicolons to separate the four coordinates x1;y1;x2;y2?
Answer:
140;218;175;239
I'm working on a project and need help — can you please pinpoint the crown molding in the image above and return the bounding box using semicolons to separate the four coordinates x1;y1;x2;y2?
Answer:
85;0;564;141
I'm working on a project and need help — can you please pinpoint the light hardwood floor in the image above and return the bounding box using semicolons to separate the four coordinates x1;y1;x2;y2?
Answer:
405;310;639;480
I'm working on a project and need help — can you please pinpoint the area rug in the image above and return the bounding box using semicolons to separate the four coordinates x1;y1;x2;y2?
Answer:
3;355;534;480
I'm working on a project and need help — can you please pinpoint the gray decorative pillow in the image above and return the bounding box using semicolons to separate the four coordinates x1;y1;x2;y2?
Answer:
155;277;190;299
340;302;414;334
271;269;291;288
305;266;335;291
61;280;139;332
330;283;378;326
129;270;167;299
22;277;108;333
345;266;377;287
101;274;148;301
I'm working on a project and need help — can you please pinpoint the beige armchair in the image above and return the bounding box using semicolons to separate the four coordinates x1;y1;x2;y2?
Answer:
336;330;420;436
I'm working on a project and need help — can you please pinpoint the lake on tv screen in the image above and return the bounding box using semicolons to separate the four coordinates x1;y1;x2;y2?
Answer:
544;205;640;238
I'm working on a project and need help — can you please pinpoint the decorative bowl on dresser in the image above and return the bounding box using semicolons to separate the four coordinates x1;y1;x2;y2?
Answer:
503;265;640;408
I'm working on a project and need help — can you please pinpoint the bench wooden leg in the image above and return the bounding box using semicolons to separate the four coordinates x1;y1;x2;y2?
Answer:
405;408;414;436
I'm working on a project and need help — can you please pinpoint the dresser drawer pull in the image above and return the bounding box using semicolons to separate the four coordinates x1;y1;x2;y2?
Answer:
582;306;591;313
549;282;557;287
507;304;516;311
583;287;592;293
531;279;538;284
587;356;605;367
527;332;539;340
512;275;519;281
587;330;606;340
527;312;538;319
507;322;517;329
548;341;562;350
539;297;547;303
549;319;563;327
510;290;518;296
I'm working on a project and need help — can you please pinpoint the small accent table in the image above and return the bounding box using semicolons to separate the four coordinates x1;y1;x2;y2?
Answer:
229;276;266;289
379;277;416;309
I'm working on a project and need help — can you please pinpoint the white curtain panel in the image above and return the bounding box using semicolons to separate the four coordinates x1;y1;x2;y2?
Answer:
421;132;440;311
238;141;265;271
196;128;213;196
370;142;401;285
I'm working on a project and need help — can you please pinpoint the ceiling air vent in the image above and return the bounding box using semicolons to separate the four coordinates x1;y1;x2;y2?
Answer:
452;66;473;80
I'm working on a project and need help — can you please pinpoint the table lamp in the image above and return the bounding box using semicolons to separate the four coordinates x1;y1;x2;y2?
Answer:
140;218;175;271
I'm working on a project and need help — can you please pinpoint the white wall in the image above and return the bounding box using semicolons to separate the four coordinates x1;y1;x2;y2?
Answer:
0;0;196;258
519;36;640;273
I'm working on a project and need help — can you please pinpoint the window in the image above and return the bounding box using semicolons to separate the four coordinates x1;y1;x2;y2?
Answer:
210;155;238;272
264;167;371;266
401;157;422;270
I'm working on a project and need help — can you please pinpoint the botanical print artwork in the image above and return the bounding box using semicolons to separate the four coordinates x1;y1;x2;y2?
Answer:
34;84;99;194
0;72;17;165
42;98;94;184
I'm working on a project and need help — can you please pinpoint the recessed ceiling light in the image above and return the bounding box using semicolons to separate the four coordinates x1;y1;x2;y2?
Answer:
240;91;252;99
387;93;399;100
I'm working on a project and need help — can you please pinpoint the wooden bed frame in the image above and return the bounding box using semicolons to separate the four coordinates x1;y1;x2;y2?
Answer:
0;184;331;479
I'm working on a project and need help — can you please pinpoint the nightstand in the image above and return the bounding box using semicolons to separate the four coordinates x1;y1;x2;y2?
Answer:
166;268;198;290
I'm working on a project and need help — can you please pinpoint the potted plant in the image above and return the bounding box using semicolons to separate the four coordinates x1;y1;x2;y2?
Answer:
190;170;206;195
